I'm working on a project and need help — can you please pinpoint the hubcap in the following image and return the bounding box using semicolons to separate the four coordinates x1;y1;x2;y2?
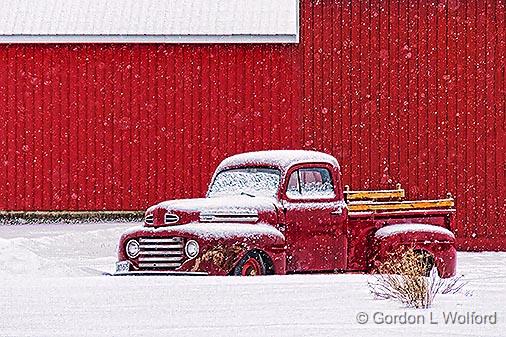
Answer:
241;257;262;276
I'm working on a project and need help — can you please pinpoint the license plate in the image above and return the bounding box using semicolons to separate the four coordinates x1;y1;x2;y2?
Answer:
116;261;130;273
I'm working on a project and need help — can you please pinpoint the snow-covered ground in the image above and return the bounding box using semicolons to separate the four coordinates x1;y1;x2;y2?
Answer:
0;222;504;337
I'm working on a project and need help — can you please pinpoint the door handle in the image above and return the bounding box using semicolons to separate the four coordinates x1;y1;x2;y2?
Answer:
331;205;345;216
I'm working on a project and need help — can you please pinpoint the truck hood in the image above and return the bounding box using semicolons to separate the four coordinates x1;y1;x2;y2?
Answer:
145;195;280;227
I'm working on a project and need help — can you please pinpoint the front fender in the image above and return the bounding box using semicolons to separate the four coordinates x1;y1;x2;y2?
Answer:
369;224;457;278
179;222;286;275
118;222;286;275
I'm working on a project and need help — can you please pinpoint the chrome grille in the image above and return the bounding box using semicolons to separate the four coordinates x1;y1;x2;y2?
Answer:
145;214;154;225
200;210;259;223
164;213;179;224
138;237;184;269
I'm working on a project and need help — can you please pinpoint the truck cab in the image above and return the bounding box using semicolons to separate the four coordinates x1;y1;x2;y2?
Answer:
116;150;456;277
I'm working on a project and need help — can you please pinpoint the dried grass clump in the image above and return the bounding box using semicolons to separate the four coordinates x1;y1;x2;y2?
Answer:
191;243;247;271
368;249;466;308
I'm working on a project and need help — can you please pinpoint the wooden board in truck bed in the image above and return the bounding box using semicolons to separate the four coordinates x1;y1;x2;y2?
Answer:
344;184;456;218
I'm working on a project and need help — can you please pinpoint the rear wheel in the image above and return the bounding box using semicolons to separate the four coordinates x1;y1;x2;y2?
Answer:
233;251;266;276
414;250;435;276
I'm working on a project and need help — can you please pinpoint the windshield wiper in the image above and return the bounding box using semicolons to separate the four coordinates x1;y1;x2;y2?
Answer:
240;191;256;198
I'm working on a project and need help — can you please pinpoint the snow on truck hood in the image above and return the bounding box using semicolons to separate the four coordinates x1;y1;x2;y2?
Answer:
147;195;279;219
123;222;284;241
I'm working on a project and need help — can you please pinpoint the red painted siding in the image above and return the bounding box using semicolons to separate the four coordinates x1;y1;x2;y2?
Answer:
0;1;504;250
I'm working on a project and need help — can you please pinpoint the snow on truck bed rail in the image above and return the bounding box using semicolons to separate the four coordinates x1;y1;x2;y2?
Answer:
374;223;455;239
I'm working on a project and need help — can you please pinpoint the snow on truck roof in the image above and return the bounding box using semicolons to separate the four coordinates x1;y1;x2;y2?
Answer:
217;150;340;172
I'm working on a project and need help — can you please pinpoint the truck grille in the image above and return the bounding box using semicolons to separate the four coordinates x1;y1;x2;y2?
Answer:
200;210;259;223
138;237;184;269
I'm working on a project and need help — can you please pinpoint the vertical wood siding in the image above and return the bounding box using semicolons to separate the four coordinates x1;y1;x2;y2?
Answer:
0;44;303;211
300;0;505;250
0;0;504;250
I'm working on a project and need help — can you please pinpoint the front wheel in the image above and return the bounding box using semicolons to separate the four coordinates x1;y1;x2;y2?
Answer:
233;251;266;276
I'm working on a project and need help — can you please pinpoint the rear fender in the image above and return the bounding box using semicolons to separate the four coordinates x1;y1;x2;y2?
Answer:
369;224;457;278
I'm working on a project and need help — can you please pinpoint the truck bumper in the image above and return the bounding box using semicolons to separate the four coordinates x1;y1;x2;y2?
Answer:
113;270;209;276
114;260;208;276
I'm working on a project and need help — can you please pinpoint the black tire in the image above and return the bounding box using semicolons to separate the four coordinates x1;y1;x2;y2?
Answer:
414;250;435;276
232;251;266;276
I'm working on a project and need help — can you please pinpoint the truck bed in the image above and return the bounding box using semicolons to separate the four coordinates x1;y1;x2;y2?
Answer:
343;184;456;271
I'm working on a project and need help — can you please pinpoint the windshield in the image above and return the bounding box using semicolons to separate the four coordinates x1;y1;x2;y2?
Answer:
208;167;281;198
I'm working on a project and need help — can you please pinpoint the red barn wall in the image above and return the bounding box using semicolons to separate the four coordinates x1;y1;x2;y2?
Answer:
0;1;504;250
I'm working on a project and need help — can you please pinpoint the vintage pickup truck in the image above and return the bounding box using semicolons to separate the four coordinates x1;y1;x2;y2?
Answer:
116;150;456;277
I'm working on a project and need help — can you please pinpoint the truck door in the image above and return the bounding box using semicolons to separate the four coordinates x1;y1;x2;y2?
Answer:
282;165;347;272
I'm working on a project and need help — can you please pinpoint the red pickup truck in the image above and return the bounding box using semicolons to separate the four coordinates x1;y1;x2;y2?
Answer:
116;150;456;277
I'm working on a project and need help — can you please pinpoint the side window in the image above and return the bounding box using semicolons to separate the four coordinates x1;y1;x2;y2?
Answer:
286;168;335;199
286;171;301;198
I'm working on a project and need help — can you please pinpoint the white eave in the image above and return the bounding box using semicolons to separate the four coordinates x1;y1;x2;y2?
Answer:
0;0;299;44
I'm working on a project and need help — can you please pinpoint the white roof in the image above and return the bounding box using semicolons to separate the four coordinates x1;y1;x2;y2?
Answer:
217;150;340;172
0;0;299;43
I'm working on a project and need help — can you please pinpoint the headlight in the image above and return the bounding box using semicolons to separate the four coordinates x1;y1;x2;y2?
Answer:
126;239;140;258
185;240;199;259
